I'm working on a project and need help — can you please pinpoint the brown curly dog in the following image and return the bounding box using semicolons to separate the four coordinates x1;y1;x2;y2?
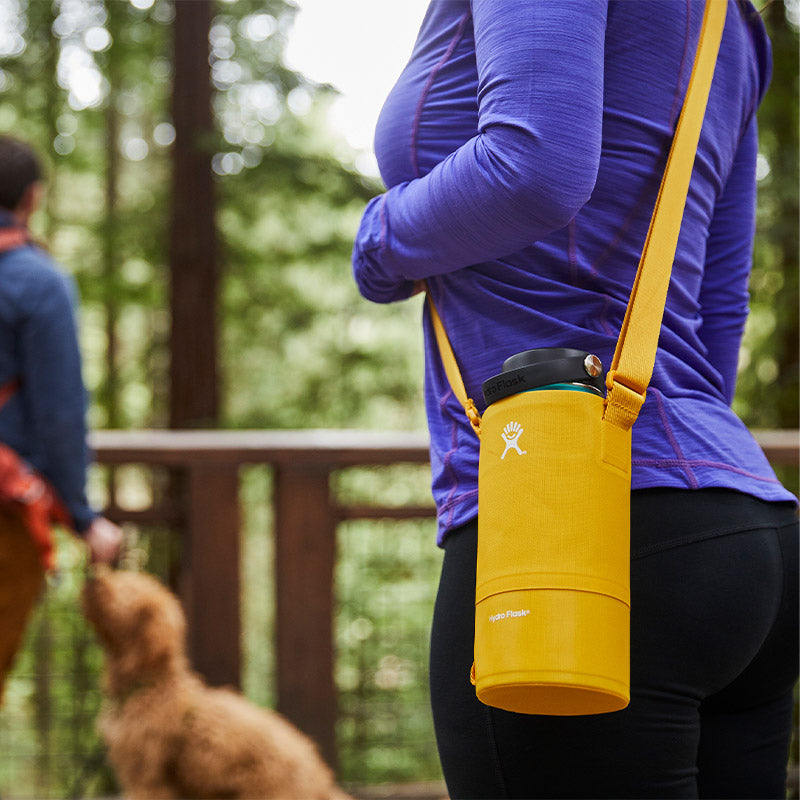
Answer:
82;567;351;800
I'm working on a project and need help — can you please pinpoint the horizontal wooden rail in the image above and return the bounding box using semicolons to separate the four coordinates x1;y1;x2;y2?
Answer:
91;429;432;466
91;427;798;467
87;427;798;768
749;429;800;466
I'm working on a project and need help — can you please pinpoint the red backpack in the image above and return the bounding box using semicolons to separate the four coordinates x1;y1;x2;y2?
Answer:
0;226;70;570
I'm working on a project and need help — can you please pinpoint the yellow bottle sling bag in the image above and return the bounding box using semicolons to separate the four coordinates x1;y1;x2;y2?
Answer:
427;0;727;716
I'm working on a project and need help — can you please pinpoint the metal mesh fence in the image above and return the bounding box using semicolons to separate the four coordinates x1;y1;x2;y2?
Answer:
0;534;115;799
336;517;442;784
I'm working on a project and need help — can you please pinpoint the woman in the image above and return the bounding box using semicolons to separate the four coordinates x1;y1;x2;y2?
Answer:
352;2;798;797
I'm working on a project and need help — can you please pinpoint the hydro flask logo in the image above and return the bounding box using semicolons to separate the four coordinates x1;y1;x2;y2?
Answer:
489;609;531;623
500;421;527;459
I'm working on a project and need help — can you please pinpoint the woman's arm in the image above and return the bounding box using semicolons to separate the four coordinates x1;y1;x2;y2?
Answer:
353;0;607;303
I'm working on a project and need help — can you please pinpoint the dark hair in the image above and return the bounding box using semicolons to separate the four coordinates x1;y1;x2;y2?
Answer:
0;136;42;211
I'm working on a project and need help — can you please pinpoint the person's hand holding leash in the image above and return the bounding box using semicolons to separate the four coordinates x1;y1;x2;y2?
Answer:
84;517;123;565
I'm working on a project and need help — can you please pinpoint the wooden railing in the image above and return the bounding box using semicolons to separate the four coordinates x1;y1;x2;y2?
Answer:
89;428;799;769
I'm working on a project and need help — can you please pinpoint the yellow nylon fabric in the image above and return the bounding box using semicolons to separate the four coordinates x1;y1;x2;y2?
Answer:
473;391;632;715
605;0;727;430
427;293;482;437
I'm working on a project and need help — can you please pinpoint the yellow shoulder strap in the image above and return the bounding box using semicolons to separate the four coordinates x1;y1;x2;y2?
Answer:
428;0;727;436
604;0;727;430
427;293;483;437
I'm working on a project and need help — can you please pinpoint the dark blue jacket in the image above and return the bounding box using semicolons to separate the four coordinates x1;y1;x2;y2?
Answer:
0;211;95;532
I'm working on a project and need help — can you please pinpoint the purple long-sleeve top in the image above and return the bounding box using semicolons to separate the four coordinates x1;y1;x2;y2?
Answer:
352;0;796;545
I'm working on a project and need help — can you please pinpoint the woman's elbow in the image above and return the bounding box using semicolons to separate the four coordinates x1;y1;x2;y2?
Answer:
502;163;597;237
482;128;599;233
533;172;596;230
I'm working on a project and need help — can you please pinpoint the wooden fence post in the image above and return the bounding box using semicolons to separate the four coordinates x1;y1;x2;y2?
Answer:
180;462;242;688
273;462;338;769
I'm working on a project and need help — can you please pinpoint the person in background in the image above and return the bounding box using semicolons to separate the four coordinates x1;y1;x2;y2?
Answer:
0;135;123;702
352;2;798;797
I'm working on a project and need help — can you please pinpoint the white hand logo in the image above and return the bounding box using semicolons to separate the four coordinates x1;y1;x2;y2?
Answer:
500;421;527;459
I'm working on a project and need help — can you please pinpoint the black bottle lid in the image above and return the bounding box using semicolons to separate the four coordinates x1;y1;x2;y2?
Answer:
481;347;605;406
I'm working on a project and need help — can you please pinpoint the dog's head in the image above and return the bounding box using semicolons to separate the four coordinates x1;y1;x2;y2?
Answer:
82;567;188;696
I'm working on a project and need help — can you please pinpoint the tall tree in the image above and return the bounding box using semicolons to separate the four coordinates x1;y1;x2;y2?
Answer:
102;0;124;429
169;0;219;429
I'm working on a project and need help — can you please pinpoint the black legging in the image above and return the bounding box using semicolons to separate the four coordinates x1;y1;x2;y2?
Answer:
430;489;799;799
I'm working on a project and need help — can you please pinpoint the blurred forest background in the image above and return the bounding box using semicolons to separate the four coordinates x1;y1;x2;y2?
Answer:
0;0;796;796
0;0;429;437
0;0;794;439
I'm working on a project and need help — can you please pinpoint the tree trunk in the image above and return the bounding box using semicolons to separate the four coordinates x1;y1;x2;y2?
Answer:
169;0;219;429
103;0;123;430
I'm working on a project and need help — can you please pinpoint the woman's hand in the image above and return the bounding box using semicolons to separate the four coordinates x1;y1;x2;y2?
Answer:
84;516;124;564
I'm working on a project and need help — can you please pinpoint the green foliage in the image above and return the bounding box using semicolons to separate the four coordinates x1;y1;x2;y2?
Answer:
0;0;428;433
218;135;427;431
734;3;799;432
